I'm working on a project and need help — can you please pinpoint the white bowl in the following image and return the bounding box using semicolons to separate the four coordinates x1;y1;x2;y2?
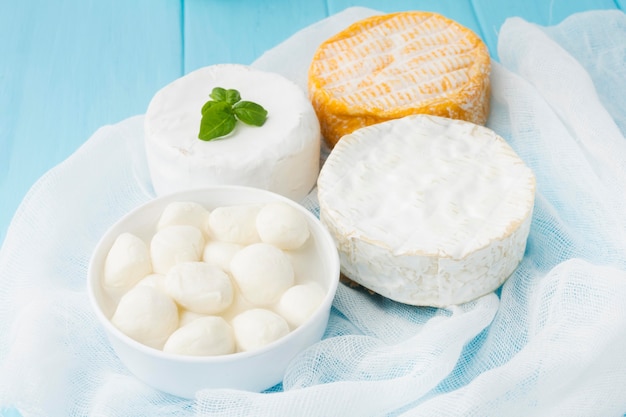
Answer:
87;186;340;398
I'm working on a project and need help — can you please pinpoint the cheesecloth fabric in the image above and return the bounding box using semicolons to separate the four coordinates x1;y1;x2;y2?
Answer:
2;7;626;417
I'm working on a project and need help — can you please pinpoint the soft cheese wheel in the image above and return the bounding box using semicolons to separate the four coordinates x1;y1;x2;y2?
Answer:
144;64;321;200
308;11;491;147
317;115;536;307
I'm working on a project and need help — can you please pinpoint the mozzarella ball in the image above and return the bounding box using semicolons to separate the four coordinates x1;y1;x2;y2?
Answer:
220;288;256;322
256;203;310;250
202;241;242;272
163;316;235;356
232;308;290;352
178;309;207;327
230;243;295;306
111;285;178;349
208;204;261;245
164;261;233;314
150;225;204;274
135;273;167;294
157;201;210;234
276;283;326;328
104;232;152;296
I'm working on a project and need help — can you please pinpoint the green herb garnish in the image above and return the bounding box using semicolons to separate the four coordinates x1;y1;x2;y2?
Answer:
198;87;268;141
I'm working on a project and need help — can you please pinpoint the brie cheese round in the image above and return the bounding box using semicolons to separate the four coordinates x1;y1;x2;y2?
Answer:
317;115;536;307
144;64;321;201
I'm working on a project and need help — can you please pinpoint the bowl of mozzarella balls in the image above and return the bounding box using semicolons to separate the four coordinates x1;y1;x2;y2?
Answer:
87;185;340;398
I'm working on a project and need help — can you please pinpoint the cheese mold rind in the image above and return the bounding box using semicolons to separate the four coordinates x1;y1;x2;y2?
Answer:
317;114;535;307
145;64;321;201
308;11;491;147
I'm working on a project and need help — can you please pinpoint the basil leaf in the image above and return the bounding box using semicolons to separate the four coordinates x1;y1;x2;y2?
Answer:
233;101;268;126
209;87;227;102
197;87;268;141
198;101;237;141
201;100;220;115
225;89;241;105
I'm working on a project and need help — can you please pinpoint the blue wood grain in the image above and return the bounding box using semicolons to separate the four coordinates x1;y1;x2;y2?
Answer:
183;0;328;72
0;0;182;246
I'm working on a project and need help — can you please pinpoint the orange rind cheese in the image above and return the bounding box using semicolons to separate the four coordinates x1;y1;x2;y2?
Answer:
308;11;491;147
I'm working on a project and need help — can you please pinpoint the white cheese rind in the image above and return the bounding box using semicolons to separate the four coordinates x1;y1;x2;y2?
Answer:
317;114;535;307
144;64;321;201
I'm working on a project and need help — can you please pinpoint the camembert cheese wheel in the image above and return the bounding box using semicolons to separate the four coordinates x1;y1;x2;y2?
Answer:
317;115;535;307
308;11;491;147
145;64;321;201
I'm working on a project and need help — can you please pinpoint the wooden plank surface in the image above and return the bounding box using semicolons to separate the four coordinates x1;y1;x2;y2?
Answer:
183;0;329;70
0;0;182;247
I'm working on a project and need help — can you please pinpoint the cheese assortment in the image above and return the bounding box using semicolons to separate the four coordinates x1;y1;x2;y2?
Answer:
102;200;327;355
317;115;536;307
144;64;321;201
137;12;531;312
308;11;491;147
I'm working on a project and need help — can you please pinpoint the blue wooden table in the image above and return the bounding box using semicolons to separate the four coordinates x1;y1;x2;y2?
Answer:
0;0;623;247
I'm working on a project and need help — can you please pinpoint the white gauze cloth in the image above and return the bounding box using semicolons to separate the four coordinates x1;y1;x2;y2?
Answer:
1;7;626;417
